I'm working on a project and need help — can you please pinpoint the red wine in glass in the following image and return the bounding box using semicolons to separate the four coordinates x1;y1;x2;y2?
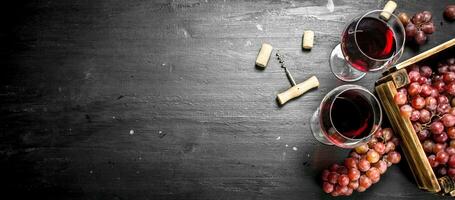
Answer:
329;10;405;82
341;17;397;72
311;85;382;148
327;90;374;139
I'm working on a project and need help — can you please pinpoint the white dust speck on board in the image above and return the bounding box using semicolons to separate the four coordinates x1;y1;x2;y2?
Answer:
112;116;116;119
326;0;334;12
256;24;263;31
292;147;298;151
285;144;289;147
244;40;252;47
89;170;93;174
129;129;134;135
276;136;281;140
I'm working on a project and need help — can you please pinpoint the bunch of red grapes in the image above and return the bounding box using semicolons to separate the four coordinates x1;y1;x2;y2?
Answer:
394;57;455;179
403;11;435;45
321;127;401;196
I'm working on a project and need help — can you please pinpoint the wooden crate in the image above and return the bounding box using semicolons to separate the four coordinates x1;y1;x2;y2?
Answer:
375;38;455;195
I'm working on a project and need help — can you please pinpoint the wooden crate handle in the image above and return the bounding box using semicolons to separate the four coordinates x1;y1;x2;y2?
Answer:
395;38;455;70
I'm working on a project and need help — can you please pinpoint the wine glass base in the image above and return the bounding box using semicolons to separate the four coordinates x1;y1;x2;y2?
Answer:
330;44;366;82
310;108;333;145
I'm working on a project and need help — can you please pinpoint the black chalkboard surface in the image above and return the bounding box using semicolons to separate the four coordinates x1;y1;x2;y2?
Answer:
1;0;455;199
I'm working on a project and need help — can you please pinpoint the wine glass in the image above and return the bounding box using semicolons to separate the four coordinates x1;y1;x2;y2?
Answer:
310;85;382;148
330;10;405;82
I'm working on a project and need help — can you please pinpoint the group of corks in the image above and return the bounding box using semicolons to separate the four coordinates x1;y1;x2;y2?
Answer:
255;31;314;69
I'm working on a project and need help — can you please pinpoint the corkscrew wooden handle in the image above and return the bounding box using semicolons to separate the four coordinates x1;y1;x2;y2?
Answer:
277;76;319;105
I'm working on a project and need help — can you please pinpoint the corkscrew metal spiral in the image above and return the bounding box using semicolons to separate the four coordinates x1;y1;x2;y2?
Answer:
275;51;297;86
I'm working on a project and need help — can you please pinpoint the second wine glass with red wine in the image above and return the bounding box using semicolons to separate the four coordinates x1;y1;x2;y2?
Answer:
310;85;382;148
330;10;405;82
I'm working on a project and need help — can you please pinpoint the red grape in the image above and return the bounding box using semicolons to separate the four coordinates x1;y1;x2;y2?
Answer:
443;72;455;83
415;31;427;45
410;110;420;121
328;172;339;184
420;84;432;96
356;186;366;192
373;128;383;138
438;65;449;74
358;175;372;189
400;105;412;118
398;88;408;95
442;114;455;127
323;182;334;193
405;23;417;37
436;151;449;164
428;155;439;168
420;66;432;77
408;70;420;82
322;169;330;181
366;150;380;163
337;166;348;174
448;155;455;168
417;129;430;141
382;128;393;142
373;160;387;174
412;12;424;24
422;140;434;153
390;137;400;146
433;81;445;92
433;143;446;154
344;157;358;169
373;142;386;155
408;82;421;96
418;76;429;85
447;82;455;95
437;103;450;115
429;121;444;134
438;95;449;104
394;93;407;106
338;174;350;186
348;168;360;181
345;188;354;196
419;109;431;123
433;132;448;143
437;166;447;176
348;180;359;189
448;168;455;178
355;144;369;154
446;147;455;155
335;185;348;195
366;167;380;180
350;151;361;159
411;96;425;109
387;151;401;164
448;127;455;139
384;141;396;153
330;163;340;172
358;159;371;172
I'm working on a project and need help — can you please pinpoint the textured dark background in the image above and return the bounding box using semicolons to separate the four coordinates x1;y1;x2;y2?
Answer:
1;0;455;199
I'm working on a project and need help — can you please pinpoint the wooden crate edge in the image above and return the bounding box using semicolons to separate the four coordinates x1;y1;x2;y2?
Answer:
375;81;441;192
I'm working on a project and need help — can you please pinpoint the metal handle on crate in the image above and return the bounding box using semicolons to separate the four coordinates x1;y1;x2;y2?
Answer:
438;176;455;196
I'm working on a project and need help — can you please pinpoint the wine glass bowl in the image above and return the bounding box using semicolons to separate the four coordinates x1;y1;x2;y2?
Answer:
330;10;406;82
310;85;382;148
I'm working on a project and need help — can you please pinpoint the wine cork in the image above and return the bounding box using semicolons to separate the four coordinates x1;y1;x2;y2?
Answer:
256;43;273;68
302;31;314;50
380;1;397;20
